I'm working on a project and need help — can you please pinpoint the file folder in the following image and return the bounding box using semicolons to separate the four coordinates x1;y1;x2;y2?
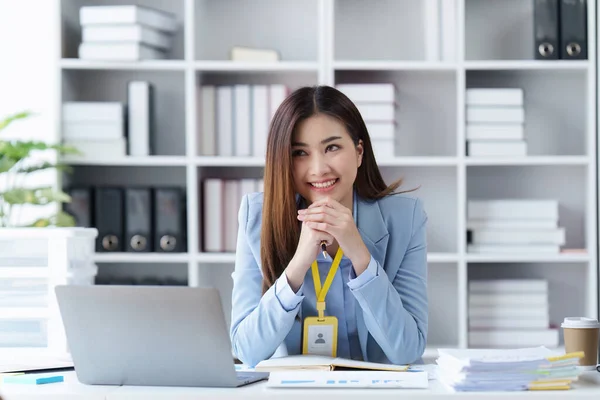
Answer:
534;0;559;59
559;0;587;59
125;188;153;252
154;188;186;252
64;187;93;227
94;187;124;252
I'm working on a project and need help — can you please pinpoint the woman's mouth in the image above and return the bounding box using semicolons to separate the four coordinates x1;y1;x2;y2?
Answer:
308;178;338;192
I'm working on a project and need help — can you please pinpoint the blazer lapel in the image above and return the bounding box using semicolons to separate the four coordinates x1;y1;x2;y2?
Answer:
355;194;389;360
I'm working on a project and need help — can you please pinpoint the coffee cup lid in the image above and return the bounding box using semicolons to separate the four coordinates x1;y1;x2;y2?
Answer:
561;317;600;329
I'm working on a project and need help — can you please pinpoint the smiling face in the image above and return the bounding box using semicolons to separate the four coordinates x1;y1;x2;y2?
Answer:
291;113;363;209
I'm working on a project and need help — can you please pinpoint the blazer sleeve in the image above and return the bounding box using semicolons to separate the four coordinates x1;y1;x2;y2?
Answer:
349;198;428;365
229;194;303;367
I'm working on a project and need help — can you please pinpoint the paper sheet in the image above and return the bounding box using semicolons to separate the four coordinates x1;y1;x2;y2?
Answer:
266;370;429;388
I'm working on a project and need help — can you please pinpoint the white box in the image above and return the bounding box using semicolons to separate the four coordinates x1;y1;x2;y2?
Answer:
371;139;395;160
62;102;123;123
466;124;524;140
82;24;172;50
336;84;396;103
466;88;524;106
78;43;165;61
466;106;525;123
62;123;124;141
467;140;527;157
80;5;177;33
357;104;395;121
366;122;395;139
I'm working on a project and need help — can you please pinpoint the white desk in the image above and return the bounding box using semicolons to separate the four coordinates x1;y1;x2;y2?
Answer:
2;370;600;400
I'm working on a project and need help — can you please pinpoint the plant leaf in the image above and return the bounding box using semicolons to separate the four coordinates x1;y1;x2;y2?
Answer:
0;157;17;173
26;210;76;228
0;111;32;132
2;187;72;205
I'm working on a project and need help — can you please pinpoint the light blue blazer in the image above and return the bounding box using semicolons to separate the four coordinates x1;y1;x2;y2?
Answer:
230;191;428;367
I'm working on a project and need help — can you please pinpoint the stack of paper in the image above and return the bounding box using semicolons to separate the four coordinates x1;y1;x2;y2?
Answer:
436;347;584;392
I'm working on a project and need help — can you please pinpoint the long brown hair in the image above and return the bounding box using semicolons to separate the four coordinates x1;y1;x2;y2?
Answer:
260;85;408;293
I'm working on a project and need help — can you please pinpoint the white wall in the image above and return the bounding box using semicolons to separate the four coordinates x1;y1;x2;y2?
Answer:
0;0;59;225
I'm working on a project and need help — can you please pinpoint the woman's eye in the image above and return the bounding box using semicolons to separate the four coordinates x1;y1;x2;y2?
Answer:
292;149;307;157
326;144;340;152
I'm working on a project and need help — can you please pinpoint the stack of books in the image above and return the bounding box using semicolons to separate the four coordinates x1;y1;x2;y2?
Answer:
198;85;288;157
202;178;264;253
467;199;564;254
466;88;526;157
78;5;178;61
62;102;127;159
468;279;559;348
335;84;397;161
436;347;584;392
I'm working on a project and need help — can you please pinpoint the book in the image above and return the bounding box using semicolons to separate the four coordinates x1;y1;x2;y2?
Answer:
254;355;409;372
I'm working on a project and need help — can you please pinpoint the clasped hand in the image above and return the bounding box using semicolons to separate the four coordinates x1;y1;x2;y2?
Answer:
297;197;371;274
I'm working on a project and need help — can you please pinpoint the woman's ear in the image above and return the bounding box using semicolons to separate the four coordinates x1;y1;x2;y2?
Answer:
356;139;364;167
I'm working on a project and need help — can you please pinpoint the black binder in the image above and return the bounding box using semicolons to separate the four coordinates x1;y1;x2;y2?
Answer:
534;0;560;59
94;187;124;252
559;0;587;59
154;188;186;252
125;188;153;252
64;187;93;227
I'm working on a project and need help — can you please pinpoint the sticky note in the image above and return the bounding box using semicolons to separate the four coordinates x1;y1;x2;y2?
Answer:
2;374;64;385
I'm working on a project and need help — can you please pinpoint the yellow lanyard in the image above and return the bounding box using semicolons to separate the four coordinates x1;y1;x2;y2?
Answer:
310;247;344;320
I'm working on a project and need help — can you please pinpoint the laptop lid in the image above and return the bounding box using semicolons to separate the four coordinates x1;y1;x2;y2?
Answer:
55;285;255;387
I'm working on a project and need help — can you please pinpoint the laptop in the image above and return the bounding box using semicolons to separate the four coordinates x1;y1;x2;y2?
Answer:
54;285;268;387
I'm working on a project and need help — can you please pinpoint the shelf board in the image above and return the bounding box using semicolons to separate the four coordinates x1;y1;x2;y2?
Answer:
193;61;318;72
464;156;590;166
60;59;187;71
334;61;457;71
466;252;590;263
197;253;236;263
63;156;189;166
94;253;190;263
464;60;590;71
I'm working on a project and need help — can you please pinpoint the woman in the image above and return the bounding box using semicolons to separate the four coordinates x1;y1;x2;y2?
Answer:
230;85;428;367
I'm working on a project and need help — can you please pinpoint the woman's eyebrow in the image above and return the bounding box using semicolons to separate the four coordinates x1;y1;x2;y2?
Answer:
292;136;342;147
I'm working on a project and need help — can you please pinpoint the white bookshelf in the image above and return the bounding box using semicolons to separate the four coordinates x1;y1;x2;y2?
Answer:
56;0;598;355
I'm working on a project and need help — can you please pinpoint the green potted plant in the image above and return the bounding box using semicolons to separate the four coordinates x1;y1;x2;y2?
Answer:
0;111;80;227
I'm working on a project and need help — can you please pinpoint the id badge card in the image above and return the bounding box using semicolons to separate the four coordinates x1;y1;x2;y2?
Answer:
302;316;338;357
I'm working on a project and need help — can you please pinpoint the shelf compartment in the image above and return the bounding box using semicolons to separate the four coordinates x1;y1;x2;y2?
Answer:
60;0;185;60
194;0;318;62
466;69;588;157
380;166;458;254
467;262;593;346
467;165;590;251
335;0;432;62
335;69;457;157
62;69;186;157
